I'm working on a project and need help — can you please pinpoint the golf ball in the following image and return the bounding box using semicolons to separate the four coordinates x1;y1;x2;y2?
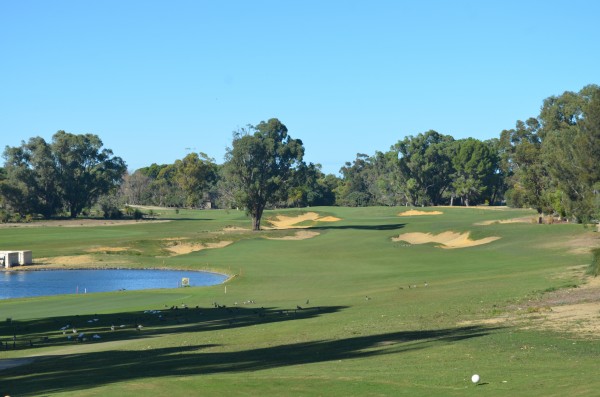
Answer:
471;374;480;383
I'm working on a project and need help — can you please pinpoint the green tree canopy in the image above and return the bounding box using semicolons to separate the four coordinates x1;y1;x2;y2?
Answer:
393;130;455;206
173;152;218;208
449;138;499;206
224;118;305;230
1;131;126;218
1;136;62;218
539;84;600;221
53;131;127;218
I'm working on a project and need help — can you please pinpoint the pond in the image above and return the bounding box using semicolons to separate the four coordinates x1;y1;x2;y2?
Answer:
0;269;228;300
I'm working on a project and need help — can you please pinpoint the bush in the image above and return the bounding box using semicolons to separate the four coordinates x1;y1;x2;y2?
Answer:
98;195;123;219
0;209;10;223
133;209;144;220
587;248;600;277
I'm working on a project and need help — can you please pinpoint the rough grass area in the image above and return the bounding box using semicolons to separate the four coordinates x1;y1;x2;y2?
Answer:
588;247;600;276
1;206;600;396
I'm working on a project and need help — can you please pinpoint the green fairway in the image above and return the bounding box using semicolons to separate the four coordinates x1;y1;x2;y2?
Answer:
1;207;598;396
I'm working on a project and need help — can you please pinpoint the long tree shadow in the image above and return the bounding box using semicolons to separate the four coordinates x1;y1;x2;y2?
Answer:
309;223;406;231
2;325;500;396
0;305;347;351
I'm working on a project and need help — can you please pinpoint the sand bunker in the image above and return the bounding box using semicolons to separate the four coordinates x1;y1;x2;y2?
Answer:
398;210;443;216
393;231;500;249
317;216;341;222
266;231;320;241
165;240;232;255
267;212;341;229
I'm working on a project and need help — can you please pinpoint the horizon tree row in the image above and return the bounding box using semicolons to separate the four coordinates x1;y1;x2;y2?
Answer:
1;84;598;226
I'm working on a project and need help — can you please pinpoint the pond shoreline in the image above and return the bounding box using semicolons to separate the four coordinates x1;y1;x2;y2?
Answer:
1;268;232;300
1;264;233;281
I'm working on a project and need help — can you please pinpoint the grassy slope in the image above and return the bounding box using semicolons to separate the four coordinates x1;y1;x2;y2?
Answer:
0;206;598;396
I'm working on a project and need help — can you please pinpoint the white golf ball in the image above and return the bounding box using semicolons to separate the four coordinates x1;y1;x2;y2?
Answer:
471;374;480;383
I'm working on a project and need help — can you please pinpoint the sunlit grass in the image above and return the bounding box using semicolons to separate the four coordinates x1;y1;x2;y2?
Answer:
0;206;597;396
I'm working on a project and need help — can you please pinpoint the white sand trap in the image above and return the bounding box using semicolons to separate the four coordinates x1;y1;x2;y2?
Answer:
266;231;320;240
166;240;232;255
267;212;341;229
398;210;443;216
393;231;500;249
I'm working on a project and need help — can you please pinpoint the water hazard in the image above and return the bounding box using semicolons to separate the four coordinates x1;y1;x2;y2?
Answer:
0;269;227;299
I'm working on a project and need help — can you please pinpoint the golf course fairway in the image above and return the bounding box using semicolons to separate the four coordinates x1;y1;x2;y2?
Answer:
1;206;598;396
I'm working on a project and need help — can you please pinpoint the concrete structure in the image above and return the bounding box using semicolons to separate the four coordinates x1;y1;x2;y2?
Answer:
18;250;33;265
1;251;20;268
0;250;32;268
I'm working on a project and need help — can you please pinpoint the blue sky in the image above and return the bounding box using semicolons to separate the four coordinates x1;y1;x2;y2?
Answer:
1;1;599;175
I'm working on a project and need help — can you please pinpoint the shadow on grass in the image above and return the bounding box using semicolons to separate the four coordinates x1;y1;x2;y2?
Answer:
144;217;214;221
2;324;498;396
310;223;406;231
0;305;347;350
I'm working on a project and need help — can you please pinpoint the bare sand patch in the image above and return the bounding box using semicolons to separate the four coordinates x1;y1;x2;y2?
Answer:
317;216;341;222
393;231;500;249
266;212;341;229
165;240;232;256
475;217;536;226
36;255;116;266
87;246;131;253
460;272;600;338
398;210;443;216
535;231;600;255
559;233;600;255
266;231;320;240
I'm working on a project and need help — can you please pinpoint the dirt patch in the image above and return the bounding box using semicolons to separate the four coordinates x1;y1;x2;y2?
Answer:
165;241;232;255
266;231;320;240
461;273;600;338
398;210;443;216
37;255;97;266
87;246;131;253
33;255;130;268
475;217;536;226
0;219;170;228
266;212;340;229
223;226;251;232
553;232;600;255
393;231;500;249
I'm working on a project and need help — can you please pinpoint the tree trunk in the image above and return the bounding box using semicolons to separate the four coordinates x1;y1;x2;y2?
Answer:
252;205;264;231
252;216;261;231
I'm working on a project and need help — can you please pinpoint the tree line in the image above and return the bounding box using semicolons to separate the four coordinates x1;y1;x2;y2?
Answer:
1;84;599;228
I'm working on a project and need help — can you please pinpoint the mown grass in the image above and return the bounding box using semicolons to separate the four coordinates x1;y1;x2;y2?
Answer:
0;206;598;396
